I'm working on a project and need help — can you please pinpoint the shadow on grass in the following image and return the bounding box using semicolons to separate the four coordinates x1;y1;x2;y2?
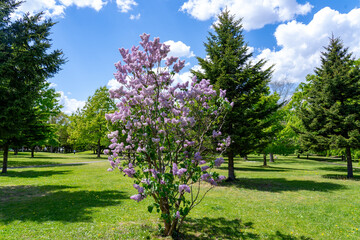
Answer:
0;185;126;223
322;174;360;181
178;217;258;239
178;217;312;240
0;169;71;178
270;231;313;240
218;166;296;172
318;166;359;172
220;178;345;192
303;156;344;163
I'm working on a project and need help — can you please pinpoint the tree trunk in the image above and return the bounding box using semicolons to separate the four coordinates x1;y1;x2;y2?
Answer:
14;148;18;155
269;153;274;162
97;138;101;158
307;154;309;159
263;154;267;167
1;143;9;174
342;155;345;161
297;154;300;158
31;146;35;158
243;155;248;160
227;151;235;181
346;147;353;178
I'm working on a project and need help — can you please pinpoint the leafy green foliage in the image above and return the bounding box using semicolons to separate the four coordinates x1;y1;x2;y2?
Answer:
69;86;116;156
0;0;64;172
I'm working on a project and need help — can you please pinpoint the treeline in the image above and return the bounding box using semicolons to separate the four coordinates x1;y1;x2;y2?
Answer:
2;3;360;179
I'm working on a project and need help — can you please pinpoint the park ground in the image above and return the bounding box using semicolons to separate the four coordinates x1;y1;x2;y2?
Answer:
1;152;360;239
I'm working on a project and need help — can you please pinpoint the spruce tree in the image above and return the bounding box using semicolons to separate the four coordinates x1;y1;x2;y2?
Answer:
193;10;276;180
0;0;64;173
298;36;360;178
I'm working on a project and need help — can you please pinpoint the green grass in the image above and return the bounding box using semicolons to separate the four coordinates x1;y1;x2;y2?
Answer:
0;151;106;168
1;153;360;239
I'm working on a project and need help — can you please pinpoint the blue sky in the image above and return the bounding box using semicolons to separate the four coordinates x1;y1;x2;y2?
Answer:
15;0;360;114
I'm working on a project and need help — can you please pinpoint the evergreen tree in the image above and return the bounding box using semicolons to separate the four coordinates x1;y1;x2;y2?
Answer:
298;36;360;178
193;10;276;180
0;0;64;173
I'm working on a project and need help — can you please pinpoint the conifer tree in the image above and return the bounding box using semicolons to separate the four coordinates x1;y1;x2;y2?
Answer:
193;10;276;180
0;0;64;173
298;36;360;178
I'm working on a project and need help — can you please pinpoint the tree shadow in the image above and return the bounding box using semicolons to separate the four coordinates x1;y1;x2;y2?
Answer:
220;178;345;192
0;170;71;178
0;185;126;223
304;157;343;163
218;166;294;172
178;217;312;240
269;231;313;240
318;166;359;172
178;217;258;239
322;174;360;181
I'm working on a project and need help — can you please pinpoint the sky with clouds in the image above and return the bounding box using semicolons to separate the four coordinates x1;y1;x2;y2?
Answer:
13;0;360;114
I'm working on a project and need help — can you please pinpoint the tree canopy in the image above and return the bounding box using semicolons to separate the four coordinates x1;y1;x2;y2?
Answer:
193;9;278;180
297;36;360;178
0;0;64;173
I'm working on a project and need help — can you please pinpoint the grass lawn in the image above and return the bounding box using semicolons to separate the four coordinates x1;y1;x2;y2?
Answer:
1;152;360;239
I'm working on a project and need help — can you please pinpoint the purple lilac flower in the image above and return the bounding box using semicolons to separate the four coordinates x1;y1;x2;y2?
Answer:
176;211;181;219
201;166;210;171
123;168;136;178
130;194;146;202
172;163;178;175
199;160;206;165
214;157;224;167
179;184;191;193
177;168;187;177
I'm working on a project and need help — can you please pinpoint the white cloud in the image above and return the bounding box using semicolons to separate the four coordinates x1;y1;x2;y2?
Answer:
12;0;66;18
107;78;122;90
57;91;86;115
164;40;195;58
255;7;360;83
12;0;107;18
116;0;137;13
173;65;203;85
60;0;107;11
180;0;313;30
130;13;140;20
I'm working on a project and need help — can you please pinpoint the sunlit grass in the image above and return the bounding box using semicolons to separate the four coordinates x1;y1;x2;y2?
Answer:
0;151;106;168
1;152;360;239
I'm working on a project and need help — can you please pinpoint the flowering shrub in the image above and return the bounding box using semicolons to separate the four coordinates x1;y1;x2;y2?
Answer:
105;33;231;236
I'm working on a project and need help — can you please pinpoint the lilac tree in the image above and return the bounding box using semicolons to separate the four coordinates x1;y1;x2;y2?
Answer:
105;33;231;236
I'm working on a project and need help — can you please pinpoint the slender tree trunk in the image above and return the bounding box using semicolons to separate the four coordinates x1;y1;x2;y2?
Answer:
346;147;353;179
297;154;300;158
97;139;101;158
342;155;345;161
263;154;267;167
269;153;274;162
227;151;235;181
14;148;18;155
2;143;9;174
31;146;35;158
